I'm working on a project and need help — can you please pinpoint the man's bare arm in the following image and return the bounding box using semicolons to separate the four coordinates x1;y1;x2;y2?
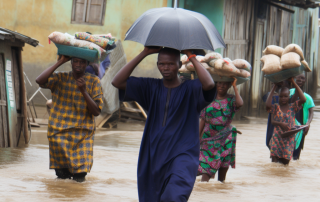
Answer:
36;55;70;85
181;50;215;91
112;47;161;90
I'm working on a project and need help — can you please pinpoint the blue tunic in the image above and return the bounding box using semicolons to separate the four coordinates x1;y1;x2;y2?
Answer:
120;77;215;202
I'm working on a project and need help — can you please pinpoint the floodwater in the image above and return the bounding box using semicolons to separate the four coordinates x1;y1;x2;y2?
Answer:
1;114;320;202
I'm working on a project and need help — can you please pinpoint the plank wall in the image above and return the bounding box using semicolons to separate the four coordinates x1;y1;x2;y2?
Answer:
252;4;315;117
223;0;255;118
223;0;317;118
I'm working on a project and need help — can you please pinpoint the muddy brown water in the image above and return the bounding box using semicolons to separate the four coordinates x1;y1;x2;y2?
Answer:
1;114;320;202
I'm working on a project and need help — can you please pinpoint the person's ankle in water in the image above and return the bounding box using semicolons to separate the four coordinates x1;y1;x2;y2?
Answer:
73;172;87;182
55;168;72;179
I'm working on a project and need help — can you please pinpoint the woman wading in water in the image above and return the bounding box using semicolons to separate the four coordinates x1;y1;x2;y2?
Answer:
198;79;243;182
266;77;306;165
289;74;315;160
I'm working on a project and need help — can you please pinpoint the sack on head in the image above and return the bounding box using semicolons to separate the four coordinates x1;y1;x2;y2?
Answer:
261;54;281;74
48;31;68;44
181;55;189;64
196;56;205;63
223;58;232;63
186;62;195;71
207;66;218;75
201;62;210;70
222;61;240;75
208;59;224;76
282;44;304;60
280;52;301;70
203;52;222;63
214;59;240;77
179;65;191;73
301;60;311;72
237;69;251;78
185;62;211;72
232;59;252;72
214;59;226;70
263;45;284;57
208;59;218;68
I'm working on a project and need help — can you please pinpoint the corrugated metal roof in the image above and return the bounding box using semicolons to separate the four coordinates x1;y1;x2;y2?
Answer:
268;0;320;9
0;27;39;47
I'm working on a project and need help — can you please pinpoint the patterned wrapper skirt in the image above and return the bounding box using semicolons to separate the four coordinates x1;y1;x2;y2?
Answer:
198;126;237;177
270;133;295;160
48;129;94;173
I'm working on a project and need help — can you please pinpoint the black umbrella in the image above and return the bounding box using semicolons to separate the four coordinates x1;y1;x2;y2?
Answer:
124;1;226;51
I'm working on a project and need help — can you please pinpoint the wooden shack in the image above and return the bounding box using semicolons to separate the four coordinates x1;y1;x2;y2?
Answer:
221;0;319;118
0;27;39;147
174;0;319;118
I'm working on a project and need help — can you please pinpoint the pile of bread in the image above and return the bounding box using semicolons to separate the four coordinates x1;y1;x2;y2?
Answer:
261;44;311;75
48;32;116;60
179;52;251;78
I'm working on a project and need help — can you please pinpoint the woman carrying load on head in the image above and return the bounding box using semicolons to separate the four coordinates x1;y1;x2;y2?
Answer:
262;81;291;149
36;55;103;182
289;74;315;160
198;78;243;182
266;77;306;165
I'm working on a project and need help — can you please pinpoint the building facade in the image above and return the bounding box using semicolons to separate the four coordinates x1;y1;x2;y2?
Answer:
0;0;319;119
0;0;168;104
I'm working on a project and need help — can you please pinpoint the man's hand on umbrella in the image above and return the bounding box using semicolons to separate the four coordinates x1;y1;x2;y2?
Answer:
143;46;162;55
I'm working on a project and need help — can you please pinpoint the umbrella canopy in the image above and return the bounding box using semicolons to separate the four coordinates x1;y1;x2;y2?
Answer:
125;6;226;51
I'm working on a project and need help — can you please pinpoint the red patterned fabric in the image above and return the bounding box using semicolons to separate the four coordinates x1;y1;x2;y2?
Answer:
269;101;302;160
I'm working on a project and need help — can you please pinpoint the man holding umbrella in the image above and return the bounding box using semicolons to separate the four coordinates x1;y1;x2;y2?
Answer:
113;2;225;200
112;46;216;201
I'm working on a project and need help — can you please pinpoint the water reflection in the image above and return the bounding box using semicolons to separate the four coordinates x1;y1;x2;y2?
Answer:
0;117;320;201
0;147;27;166
43;179;91;199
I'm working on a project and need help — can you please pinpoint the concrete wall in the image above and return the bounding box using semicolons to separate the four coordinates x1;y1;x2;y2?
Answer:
0;0;167;105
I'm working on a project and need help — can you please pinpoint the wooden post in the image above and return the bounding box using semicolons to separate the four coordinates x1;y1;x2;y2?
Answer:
0;55;8;147
134;101;147;119
28;102;36;123
31;100;37;118
17;49;29;144
191;72;195;80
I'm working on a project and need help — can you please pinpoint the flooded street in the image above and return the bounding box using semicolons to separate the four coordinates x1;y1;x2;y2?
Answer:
1;113;320;202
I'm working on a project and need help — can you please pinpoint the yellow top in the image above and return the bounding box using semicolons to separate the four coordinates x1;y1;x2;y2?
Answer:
40;72;103;136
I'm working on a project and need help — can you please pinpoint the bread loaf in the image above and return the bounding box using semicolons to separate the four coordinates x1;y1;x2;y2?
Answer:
208;59;218;68
203;52;222;63
186;62;195;71
181;55;189;64
232;59;252;72
213;59;240;77
196;56;205;63
237;69;251;78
